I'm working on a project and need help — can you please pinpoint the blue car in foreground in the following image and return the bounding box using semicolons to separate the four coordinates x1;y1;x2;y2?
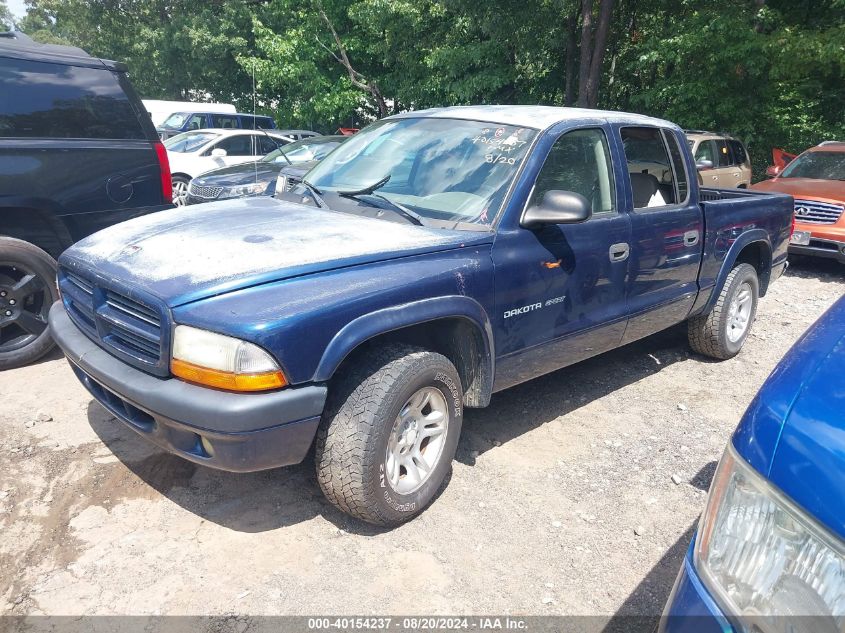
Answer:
661;296;845;633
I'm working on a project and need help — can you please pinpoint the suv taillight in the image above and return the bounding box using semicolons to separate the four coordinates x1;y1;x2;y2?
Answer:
153;141;172;204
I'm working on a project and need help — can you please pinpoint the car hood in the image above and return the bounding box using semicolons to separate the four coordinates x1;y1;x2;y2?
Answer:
62;197;493;308
751;177;845;203
766;298;845;539
733;298;845;540
193;161;282;187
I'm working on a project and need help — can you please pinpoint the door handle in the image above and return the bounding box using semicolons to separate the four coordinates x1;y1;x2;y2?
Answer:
684;230;700;247
609;242;630;262
711;175;718;181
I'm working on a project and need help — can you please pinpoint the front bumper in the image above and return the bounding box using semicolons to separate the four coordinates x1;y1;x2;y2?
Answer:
659;536;734;633
49;302;327;472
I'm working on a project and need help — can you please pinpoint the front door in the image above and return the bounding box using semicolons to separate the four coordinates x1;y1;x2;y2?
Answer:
617;126;704;344
492;126;631;391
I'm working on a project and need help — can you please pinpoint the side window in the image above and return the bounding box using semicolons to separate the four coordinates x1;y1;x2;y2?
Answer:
527;128;616;215
0;57;145;139
664;131;689;204
621;127;678;208
257;135;280;155
212;114;238;129
694;141;715;165
212;135;253;156
186;114;206;131
729;140;747;166
715;139;731;167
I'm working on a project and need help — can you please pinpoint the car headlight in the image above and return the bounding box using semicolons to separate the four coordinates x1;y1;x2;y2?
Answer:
274;174;287;196
170;325;286;392
220;182;268;199
696;443;844;633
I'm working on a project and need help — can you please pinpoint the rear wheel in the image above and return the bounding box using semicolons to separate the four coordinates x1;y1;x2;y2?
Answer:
315;344;463;526
688;263;759;360
0;237;58;369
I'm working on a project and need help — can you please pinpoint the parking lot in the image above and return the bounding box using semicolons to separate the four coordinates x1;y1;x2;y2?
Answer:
0;257;841;620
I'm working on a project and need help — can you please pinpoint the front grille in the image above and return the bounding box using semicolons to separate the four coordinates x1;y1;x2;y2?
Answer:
59;268;167;375
188;182;224;199
793;199;844;225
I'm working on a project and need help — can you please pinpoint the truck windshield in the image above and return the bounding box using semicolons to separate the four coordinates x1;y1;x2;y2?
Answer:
306;118;538;225
780;151;845;180
161;112;189;129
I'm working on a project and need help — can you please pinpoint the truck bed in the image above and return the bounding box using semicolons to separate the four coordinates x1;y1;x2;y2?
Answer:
695;187;794;309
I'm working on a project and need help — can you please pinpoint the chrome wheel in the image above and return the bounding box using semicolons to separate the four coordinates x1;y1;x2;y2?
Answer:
172;179;189;206
385;386;449;495
726;281;753;343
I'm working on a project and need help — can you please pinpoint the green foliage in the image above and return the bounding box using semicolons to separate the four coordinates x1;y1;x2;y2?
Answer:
17;0;845;171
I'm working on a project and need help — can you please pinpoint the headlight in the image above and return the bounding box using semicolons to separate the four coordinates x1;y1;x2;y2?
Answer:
696;443;844;633
274;174;287;196
170;325;286;392
220;182;267;199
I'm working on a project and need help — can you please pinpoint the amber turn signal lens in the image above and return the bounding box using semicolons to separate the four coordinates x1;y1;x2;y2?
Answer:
171;358;287;392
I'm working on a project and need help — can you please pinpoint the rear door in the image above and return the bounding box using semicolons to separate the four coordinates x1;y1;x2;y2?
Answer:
618;126;703;344
713;138;739;188
492;125;631;390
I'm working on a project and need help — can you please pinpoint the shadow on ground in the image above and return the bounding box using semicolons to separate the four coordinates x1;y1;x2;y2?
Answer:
785;255;843;282
87;321;699;536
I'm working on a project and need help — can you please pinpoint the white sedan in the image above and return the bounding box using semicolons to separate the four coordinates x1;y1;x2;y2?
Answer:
165;129;293;205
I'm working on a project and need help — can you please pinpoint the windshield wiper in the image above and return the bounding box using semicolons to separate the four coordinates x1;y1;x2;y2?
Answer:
338;175;391;197
300;179;327;208
365;193;425;226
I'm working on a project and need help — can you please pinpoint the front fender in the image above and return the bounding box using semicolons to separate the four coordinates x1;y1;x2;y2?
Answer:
313;294;495;391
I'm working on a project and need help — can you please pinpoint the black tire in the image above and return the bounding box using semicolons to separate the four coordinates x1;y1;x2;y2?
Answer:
315;344;464;526
172;175;190;207
688;263;759;360
0;237;59;370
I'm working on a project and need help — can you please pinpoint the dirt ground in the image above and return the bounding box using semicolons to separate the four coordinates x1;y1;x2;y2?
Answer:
1;257;842;622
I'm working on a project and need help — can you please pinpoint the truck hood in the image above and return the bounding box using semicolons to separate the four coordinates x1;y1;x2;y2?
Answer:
63;197;493;307
750;177;845;203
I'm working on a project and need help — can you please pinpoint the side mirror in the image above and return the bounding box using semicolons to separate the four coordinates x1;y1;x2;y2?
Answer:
210;148;227;157
696;159;713;170
521;190;592;229
765;165;781;178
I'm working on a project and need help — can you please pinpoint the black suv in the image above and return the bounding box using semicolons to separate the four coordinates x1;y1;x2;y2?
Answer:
0;32;172;369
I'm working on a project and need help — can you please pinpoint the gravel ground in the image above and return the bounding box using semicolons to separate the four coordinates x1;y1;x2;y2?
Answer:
0;256;841;623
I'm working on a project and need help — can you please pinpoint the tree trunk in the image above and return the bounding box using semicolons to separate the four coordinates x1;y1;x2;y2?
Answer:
584;0;614;108
576;0;593;107
564;10;578;106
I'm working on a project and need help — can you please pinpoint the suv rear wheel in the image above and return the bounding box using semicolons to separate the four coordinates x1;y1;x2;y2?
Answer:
0;237;59;369
315;344;463;526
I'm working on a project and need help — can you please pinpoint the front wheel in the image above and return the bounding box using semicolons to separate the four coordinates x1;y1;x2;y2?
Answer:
688;262;759;360
315;345;463;526
172;175;190;207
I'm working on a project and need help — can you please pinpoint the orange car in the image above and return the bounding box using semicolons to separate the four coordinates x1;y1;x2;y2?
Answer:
751;142;845;264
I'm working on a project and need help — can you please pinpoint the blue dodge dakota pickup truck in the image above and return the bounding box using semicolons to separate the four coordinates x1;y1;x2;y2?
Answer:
48;106;794;525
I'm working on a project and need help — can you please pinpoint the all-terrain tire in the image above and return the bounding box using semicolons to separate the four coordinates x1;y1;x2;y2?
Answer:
688;263;759;360
0;237;59;370
315;344;463;526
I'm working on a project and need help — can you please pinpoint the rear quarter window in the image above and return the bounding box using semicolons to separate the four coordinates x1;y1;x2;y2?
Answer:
0;57;145;140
